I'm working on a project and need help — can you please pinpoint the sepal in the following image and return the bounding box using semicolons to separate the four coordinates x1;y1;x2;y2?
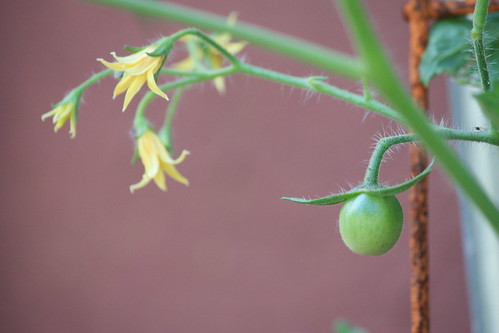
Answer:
147;37;174;57
124;45;146;53
282;159;434;206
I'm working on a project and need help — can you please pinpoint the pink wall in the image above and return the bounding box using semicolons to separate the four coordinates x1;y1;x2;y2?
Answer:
1;1;468;332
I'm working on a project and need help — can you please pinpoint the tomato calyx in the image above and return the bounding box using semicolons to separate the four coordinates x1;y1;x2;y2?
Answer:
282;159;434;206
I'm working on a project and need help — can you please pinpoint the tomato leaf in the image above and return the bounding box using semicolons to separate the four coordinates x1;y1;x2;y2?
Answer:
419;17;472;86
420;13;499;86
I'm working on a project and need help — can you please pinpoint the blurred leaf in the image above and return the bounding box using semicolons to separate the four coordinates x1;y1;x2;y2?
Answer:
420;13;499;86
333;320;368;333
419;17;471;86
474;84;499;127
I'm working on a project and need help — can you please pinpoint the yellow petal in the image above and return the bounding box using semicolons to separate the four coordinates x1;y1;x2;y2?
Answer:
227;11;238;27
54;113;70;132
149;134;171;163
111;50;150;64
41;107;58;121
146;69;168;100
208;52;224;70
129;174;152;193
97;58;127;71
215;33;232;45
138;133;160;178
171;57;195;71
161;161;189;186
225;41;247;55
167;150;190;165
113;73;134;98
125;56;160;76
69;114;76;139
179;35;194;43
53;103;72;127
213;76;226;94
153;169;167;191
122;75;146;111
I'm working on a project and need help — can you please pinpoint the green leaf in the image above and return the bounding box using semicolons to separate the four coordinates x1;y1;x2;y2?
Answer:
282;159;434;206
419;17;472;86
420;13;499;86
475;84;499;127
333;320;368;333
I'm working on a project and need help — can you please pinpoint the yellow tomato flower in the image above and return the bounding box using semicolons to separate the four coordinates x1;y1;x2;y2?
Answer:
172;13;247;94
130;129;189;193
41;101;77;138
97;45;168;111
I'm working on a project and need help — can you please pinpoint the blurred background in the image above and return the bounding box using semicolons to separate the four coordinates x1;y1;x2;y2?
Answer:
0;0;468;332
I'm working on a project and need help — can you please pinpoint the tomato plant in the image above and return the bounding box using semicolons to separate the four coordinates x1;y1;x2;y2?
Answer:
339;193;403;256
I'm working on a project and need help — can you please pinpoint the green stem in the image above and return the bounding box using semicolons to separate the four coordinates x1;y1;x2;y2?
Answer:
139;61;402;124
167;28;241;65
336;0;499;226
160;68;209;77
159;87;184;151
364;128;499;185
76;68;113;92
472;0;491;91
134;66;238;127
80;0;363;79
362;78;372;101
237;63;403;122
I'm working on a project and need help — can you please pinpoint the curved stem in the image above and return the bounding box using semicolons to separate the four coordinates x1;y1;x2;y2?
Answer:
167;28;241;65
365;129;499;184
363;128;499;233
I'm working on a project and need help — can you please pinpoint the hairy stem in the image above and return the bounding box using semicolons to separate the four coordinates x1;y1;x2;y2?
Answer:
135;60;403;127
364;128;499;185
159;87;184;151
167;28;241;65
76;69;114;91
472;0;491;91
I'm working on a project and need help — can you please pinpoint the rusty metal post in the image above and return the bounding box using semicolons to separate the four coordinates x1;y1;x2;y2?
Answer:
402;1;499;332
403;1;431;332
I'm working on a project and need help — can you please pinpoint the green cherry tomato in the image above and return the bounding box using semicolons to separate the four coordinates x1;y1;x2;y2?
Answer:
339;193;403;256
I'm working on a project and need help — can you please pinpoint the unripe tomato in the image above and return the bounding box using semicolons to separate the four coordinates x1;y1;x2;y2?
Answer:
339;193;403;256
